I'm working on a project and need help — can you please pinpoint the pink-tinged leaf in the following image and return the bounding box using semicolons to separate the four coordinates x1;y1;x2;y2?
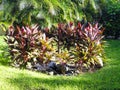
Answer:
30;41;35;47
20;38;26;48
44;27;49;33
94;23;98;29
88;24;93;37
84;28;89;35
69;21;73;27
73;27;77;32
16;26;22;35
21;27;26;35
93;29;99;40
8;26;14;36
32;24;38;29
78;22;81;28
78;30;82;37
32;25;39;34
26;26;32;35
58;23;62;29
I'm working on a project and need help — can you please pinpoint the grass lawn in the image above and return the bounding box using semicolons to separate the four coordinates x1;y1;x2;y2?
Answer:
0;36;120;90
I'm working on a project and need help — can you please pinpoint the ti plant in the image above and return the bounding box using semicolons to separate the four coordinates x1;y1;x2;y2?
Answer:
5;25;54;68
74;22;105;70
44;22;105;71
56;22;76;53
5;22;105;73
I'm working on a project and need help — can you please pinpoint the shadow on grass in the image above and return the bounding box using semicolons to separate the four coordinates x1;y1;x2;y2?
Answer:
6;73;91;90
6;65;120;90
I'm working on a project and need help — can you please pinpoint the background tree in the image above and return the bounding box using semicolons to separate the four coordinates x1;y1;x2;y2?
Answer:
99;0;120;39
0;0;101;28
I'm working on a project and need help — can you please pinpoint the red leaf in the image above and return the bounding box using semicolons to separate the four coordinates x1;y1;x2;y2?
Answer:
78;22;81;28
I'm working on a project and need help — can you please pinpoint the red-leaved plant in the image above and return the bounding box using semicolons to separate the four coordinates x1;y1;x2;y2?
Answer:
43;22;105;70
73;22;105;70
5;22;105;73
5;25;54;67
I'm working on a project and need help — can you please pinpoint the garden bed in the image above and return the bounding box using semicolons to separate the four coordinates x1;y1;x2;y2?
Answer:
5;22;104;75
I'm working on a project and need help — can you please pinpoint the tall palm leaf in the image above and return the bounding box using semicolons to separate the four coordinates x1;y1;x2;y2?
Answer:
0;0;102;28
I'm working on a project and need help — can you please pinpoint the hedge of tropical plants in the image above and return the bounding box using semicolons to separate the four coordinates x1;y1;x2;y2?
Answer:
5;21;105;75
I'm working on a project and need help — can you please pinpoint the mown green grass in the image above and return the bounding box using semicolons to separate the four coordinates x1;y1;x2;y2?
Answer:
0;36;120;90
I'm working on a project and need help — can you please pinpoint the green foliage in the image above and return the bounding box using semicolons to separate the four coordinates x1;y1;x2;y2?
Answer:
100;0;120;39
0;0;102;28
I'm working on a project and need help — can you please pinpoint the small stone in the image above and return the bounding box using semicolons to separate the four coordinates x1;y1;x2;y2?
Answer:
56;64;66;74
48;71;54;75
33;63;46;72
47;61;57;69
66;70;74;76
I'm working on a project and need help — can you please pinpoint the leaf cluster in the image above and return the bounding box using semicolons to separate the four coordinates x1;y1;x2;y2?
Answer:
5;22;105;70
5;25;54;67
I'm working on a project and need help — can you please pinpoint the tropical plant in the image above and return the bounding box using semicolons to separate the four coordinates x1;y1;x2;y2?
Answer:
73;22;105;70
56;22;75;52
4;21;105;73
44;22;105;71
5;24;54;67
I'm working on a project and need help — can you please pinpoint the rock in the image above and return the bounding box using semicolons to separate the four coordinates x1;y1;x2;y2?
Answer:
46;61;58;75
33;63;46;72
31;62;83;76
47;61;57;70
66;64;76;71
48;71;54;75
56;64;67;74
66;70;74;76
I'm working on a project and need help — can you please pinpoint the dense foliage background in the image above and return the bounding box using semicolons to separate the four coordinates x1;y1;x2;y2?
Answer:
0;0;100;26
99;0;120;39
0;0;119;35
0;0;119;38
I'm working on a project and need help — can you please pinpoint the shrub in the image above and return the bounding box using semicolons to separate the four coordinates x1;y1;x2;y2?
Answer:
43;22;105;70
5;25;54;67
73;22;105;70
100;1;120;39
5;22;105;73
